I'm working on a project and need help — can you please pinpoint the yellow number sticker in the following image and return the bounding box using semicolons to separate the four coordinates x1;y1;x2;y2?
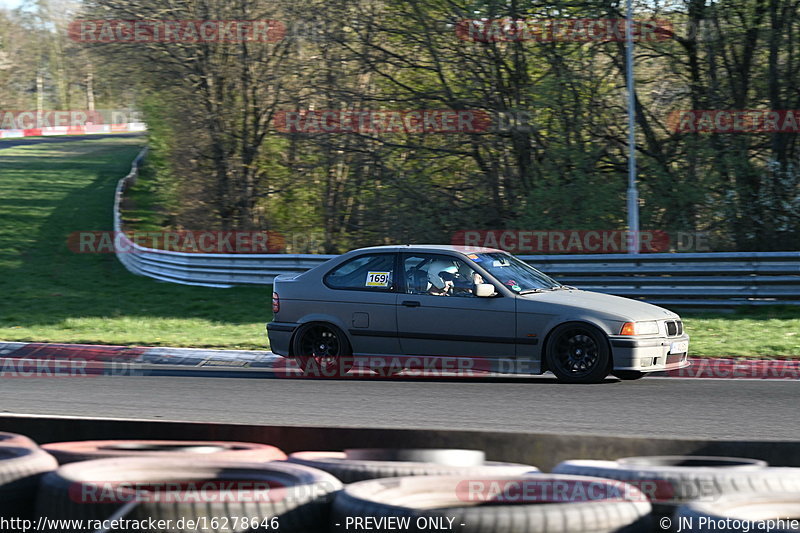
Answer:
366;271;391;287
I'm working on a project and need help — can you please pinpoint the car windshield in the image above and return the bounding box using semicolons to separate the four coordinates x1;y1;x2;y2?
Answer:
468;253;561;293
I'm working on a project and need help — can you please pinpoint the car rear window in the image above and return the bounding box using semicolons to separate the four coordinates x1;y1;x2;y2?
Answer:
325;254;395;291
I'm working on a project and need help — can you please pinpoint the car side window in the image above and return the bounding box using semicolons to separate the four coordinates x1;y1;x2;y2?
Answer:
403;254;485;297
325;253;395;291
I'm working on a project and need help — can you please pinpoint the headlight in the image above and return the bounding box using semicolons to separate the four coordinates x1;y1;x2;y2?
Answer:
620;321;660;335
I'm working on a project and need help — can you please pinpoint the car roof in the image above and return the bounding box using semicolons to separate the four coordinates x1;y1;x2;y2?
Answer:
346;244;506;255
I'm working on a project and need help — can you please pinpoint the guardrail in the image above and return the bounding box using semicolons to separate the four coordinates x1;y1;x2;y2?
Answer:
114;151;800;305
113;149;333;288
523;252;800;306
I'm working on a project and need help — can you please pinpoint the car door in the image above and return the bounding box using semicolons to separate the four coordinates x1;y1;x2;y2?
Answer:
396;253;516;358
323;252;401;355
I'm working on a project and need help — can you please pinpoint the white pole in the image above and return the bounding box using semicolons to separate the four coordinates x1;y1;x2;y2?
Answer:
625;0;640;254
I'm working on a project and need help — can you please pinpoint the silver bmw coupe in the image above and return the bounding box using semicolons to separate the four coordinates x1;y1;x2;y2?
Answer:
267;245;690;383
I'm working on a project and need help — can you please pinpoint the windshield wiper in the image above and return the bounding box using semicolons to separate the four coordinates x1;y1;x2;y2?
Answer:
518;288;545;295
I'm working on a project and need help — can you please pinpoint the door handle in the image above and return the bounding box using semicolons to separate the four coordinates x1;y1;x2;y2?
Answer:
401;300;421;307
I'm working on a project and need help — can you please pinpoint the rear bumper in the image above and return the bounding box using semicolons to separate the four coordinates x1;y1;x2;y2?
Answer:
609;333;691;372
266;322;297;357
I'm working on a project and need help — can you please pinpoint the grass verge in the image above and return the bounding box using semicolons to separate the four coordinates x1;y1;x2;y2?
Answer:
0;136;271;349
680;306;799;358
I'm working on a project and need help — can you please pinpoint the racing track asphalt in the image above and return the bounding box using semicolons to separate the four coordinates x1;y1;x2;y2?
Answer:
0;373;796;440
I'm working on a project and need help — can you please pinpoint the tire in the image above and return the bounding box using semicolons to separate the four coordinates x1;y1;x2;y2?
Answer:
35;457;343;533
613;370;646;381
292;322;354;377
546;323;611;384
676;491;800;532
0;446;58;519
0;432;37;448
331;474;653;532
288;449;539;483
41;439;286;464
615;456;768;468
552;456;799;516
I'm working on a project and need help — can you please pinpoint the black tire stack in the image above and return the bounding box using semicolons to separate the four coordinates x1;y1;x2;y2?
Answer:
0;431;797;533
0;436;58;521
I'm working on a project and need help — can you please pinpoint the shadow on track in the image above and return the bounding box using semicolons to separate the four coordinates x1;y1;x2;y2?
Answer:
127;366;622;385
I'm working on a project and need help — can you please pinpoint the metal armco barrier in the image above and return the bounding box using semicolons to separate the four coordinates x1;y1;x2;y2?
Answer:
522;252;800;306
114;151;800;305
113;149;333;289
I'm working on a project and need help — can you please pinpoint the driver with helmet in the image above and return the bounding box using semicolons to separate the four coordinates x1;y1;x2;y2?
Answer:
426;259;481;296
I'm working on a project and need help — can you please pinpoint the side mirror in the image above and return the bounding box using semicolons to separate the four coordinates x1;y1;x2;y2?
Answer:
475;283;496;297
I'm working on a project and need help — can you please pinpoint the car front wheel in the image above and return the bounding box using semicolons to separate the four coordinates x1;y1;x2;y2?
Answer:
546;323;611;384
292;323;353;377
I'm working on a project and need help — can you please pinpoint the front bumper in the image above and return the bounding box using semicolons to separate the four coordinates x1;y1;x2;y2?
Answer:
266;322;297;357
609;333;690;372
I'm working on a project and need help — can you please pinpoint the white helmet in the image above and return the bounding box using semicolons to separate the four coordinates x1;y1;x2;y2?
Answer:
427;260;458;290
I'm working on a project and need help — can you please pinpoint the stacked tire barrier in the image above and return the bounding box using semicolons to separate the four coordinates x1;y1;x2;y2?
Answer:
0;440;58;520
0;432;797;532
37;458;342;533
553;456;800;515
553;456;800;532
0;431;37;448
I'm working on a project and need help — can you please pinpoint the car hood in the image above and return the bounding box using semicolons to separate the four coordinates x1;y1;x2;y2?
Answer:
518;289;679;322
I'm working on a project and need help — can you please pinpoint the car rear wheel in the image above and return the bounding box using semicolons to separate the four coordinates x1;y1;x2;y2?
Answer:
292;323;354;377
546;323;611;384
613;370;646;380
